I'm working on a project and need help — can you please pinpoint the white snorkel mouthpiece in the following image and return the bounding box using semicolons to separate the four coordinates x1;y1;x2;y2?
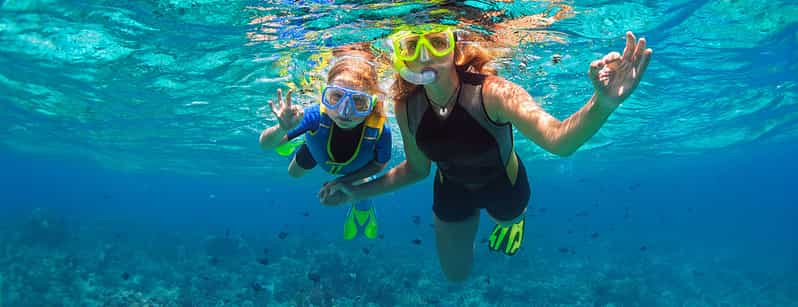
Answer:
392;54;437;85
386;38;438;85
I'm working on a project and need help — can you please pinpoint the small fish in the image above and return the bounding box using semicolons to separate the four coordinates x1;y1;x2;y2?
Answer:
575;211;589;217
257;257;269;266
557;247;570;254
278;232;288;240
121;272;130;280
302;211;310;217
209;256;221;266
552;54;562;64
103;194;112;200
538;208;548;213
308;272;321;283
577;177;587;183
591;232;599;239
628;183;641;190
403;280;412;288
687;207;693;213
428;223;434;228
426;297;441;304
692;270;705;277
251;282;264;292
567;217;573;223
412;239;422;245
567;230;573;235
263;248;269;254
640;246;647;252
480;237;488;244
378;234;385;240
362;248;370;255
412;215;421;225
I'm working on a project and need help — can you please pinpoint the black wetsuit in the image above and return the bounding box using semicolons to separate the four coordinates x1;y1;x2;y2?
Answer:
405;71;531;222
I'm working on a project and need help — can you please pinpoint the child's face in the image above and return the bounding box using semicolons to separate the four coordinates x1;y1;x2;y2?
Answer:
324;76;373;129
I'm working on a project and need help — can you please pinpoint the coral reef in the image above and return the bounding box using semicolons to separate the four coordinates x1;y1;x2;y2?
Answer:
0;208;794;306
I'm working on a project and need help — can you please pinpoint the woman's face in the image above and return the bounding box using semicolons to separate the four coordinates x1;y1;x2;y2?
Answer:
324;75;372;129
395;29;457;83
403;45;455;82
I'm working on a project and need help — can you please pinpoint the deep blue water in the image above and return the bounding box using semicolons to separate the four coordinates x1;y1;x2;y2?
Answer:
1;0;797;306
1;140;795;306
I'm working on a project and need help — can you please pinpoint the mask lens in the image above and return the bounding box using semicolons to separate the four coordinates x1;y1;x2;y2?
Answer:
426;32;451;52
397;35;420;59
324;88;346;107
351;95;372;112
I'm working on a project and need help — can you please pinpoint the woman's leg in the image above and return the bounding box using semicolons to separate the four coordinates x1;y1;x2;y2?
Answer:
434;212;480;282
485;158;531;255
490;207;526;226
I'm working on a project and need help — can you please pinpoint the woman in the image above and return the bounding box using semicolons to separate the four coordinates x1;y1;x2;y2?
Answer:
320;24;652;282
259;44;392;241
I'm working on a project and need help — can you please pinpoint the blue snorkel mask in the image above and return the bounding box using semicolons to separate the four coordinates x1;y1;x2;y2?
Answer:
321;85;376;118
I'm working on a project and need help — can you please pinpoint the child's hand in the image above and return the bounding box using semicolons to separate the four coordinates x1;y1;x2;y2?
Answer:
269;88;302;131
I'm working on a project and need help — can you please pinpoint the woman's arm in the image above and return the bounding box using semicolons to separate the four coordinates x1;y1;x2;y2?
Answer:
351;98;431;196
335;161;386;185
320;99;431;204
484;77;616;157
484;32;651;157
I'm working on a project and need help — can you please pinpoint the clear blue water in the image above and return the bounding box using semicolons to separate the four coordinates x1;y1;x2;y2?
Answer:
1;0;797;306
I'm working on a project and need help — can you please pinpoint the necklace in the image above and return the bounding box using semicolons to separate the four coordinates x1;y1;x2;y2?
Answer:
433;84;460;117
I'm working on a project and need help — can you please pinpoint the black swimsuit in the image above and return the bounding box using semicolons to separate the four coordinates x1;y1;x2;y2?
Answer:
405;71;531;222
415;93;505;183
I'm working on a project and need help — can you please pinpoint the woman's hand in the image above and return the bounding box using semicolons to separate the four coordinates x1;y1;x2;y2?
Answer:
589;31;653;108
318;181;356;206
269;88;302;131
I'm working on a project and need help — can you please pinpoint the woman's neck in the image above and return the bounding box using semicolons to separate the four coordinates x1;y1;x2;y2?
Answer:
424;68;459;107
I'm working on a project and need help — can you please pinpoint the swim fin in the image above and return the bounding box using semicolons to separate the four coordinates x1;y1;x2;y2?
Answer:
488;216;525;255
274;138;304;156
343;200;378;240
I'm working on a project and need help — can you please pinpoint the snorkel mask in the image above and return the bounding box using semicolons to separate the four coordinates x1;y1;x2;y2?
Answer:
387;24;456;85
321;85;376;119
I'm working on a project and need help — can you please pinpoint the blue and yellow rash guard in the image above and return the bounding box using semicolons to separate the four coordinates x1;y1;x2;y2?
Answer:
285;104;391;175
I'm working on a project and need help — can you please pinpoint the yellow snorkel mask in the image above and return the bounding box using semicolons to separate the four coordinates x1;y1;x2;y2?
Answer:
387;24;456;85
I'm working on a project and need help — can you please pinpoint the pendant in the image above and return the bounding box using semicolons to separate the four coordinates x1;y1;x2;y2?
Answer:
439;106;447;116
